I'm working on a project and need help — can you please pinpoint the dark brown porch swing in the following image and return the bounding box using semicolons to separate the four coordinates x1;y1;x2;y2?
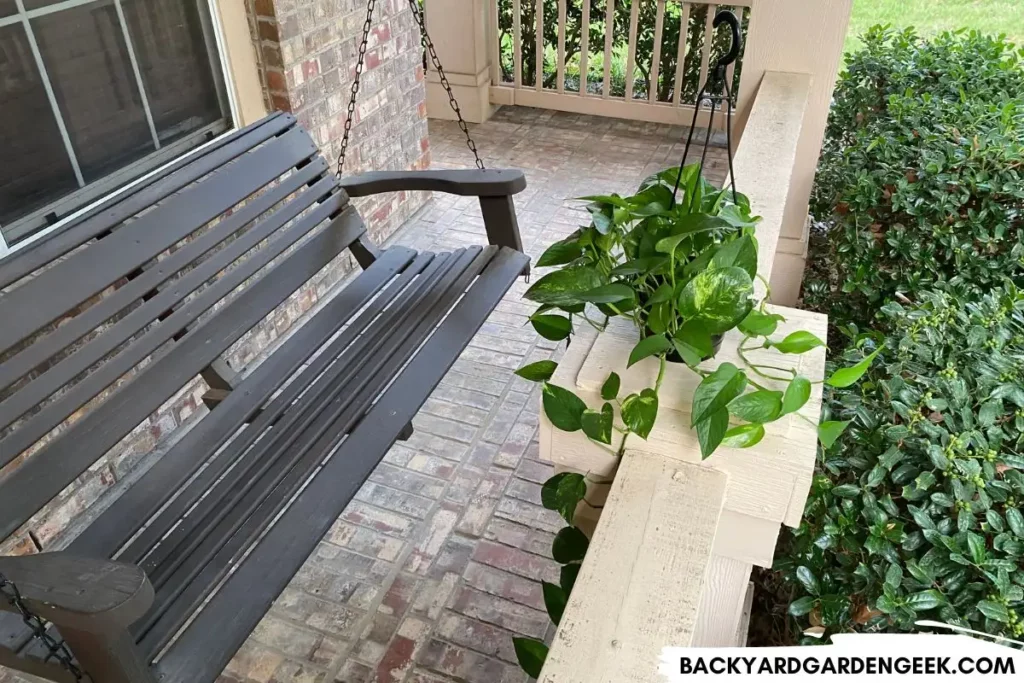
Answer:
0;2;528;681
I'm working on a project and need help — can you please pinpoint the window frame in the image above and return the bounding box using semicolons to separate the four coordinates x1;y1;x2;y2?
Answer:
0;0;241;255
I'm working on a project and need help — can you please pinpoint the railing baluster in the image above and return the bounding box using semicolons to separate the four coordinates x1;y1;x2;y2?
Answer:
649;0;667;103
536;0;544;90
697;3;717;100
602;0;615;98
492;0;749;116
580;0;591;94
673;2;692;106
514;0;522;88
557;0;567;92
490;0;502;84
624;0;641;100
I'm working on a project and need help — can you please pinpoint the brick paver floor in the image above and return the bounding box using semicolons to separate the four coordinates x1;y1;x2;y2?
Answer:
0;107;726;683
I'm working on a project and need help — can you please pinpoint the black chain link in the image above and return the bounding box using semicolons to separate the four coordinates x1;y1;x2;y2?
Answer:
406;0;485;170
335;0;484;174
335;0;377;176
0;572;84;682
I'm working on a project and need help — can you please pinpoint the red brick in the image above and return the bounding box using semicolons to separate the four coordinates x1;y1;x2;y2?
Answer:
471;540;559;584
375;635;417;683
417;639;523;683
271;93;293;113
253;0;276;18
435;612;520;664
381;573;420;615
266;69;289;93
463;562;545;611
449;587;549;639
257;18;280;42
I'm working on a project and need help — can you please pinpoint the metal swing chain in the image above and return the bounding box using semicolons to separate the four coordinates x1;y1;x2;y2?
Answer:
336;0;485;175
336;0;377;175
0;572;85;682
406;0;485;170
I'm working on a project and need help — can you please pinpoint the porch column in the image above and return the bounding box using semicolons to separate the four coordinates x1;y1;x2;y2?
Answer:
423;0;497;123
734;0;853;305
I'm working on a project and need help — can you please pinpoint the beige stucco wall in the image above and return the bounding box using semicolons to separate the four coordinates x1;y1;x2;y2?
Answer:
213;0;269;126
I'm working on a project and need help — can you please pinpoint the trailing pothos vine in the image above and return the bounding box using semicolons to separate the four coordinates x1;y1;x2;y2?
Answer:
510;165;879;678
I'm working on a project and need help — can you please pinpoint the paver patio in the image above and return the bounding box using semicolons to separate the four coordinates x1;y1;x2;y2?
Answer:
0;106;727;683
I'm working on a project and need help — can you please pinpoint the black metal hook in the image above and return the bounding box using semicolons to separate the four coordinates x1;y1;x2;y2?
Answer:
669;9;743;210
712;10;741;78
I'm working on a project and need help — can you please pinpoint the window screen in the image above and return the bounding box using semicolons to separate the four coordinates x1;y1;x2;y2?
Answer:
0;0;231;245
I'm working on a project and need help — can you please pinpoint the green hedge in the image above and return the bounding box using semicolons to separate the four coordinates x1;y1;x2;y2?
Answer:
804;27;1024;331
781;285;1024;640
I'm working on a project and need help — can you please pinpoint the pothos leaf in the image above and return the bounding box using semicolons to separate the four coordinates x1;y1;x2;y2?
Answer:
578;283;635;305
536;239;583;268
739;309;784;337
530;314;572;341
515;360;558;382
581;403;614;444
560;563;581;595
622;389;659;439
818;420;852;449
552;526;589;563
781;376;811;415
513;638;549;678
540;473;587;524
771;331;825;354
542;581;568;625
696;408;730;458
672;320;714;367
524;266;604;306
601;372;621;400
728;390;783;423
628;335;673;367
710;234;758;279
722;422;766;449
692;362;748;426
542;383;587;432
678;266;754;335
826;347;882;388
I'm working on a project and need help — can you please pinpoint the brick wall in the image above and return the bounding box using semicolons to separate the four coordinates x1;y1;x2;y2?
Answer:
0;0;430;557
247;0;431;244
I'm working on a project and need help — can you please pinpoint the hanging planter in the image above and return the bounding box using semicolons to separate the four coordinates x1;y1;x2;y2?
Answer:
510;11;880;676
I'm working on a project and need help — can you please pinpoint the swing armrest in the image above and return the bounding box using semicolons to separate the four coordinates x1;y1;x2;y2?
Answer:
339;169;527;198
0;553;153;632
341;170;528;261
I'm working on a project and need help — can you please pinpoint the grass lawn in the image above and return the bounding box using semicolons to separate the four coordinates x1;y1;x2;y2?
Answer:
845;0;1024;54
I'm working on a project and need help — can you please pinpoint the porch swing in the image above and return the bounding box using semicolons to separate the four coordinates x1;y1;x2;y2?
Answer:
0;2;528;682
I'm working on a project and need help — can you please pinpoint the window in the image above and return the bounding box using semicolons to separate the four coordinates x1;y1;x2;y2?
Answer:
0;0;232;246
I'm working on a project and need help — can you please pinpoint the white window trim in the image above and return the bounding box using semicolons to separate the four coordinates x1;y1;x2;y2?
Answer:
0;0;244;261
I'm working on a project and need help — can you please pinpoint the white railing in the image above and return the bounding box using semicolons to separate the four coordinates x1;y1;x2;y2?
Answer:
489;0;752;127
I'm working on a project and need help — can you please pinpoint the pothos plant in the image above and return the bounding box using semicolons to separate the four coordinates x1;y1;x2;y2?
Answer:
511;165;879;678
